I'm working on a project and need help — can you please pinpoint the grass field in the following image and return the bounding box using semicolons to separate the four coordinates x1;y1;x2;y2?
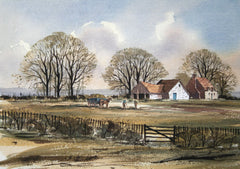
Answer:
0;99;240;168
4;99;240;127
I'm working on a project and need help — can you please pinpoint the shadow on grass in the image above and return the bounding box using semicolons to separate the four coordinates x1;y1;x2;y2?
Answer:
0;155;98;166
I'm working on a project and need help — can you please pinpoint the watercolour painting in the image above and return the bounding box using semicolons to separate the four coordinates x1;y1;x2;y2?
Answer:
0;0;240;168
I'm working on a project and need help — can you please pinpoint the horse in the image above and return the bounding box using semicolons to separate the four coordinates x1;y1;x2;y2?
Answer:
99;98;112;108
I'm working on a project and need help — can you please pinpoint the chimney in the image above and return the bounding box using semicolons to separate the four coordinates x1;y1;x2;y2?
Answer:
192;73;197;79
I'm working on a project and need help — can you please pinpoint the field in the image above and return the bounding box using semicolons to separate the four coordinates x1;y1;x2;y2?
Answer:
0;99;240;168
4;99;240;127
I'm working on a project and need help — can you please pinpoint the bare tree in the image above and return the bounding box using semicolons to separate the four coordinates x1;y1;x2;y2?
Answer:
103;50;135;96
64;35;96;97
21;40;53;97
103;48;168;96
181;49;237;97
182;49;222;82
20;32;96;98
130;48;168;84
215;65;237;96
45;32;68;98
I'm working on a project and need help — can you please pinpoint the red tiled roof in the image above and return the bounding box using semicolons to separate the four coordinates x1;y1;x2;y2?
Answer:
196;77;213;90
141;81;164;93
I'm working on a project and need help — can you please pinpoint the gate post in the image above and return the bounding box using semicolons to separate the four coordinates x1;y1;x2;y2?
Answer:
143;124;146;144
173;125;176;144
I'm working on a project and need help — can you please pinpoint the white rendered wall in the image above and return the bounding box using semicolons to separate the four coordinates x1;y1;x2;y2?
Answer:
205;90;218;100
150;94;162;100
169;82;189;100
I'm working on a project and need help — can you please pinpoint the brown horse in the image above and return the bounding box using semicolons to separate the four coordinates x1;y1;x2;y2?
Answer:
99;98;112;108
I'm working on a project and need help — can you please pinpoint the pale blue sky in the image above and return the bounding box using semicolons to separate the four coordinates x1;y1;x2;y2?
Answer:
0;0;240;90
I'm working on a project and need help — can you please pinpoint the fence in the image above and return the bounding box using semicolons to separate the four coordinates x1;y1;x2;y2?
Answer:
1;110;240;147
175;126;240;148
0;110;145;143
144;125;240;147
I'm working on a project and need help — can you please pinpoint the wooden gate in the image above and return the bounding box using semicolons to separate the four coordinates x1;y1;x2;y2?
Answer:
144;125;176;144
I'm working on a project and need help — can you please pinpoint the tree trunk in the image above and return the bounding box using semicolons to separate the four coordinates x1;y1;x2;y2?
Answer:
46;83;49;97
70;81;74;98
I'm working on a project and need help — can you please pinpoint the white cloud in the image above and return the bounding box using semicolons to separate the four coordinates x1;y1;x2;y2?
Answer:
149;12;206;79
155;27;205;79
10;40;30;52
70;31;77;37
78;21;124;89
155;12;175;41
101;21;124;43
0;3;45;88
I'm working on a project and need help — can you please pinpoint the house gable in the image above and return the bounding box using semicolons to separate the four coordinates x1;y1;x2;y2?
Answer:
168;81;190;100
132;82;150;94
186;77;200;99
186;74;218;99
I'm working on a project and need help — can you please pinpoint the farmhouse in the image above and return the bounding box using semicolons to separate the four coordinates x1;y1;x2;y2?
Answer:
131;80;189;100
186;74;218;100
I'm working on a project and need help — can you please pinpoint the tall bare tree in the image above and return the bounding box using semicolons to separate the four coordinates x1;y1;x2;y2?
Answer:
103;50;135;96
182;49;222;82
20;32;96;98
64;35;96;97
103;48;168;96
45;32;68;97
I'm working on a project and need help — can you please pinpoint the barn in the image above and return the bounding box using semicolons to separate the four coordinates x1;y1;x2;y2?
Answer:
131;80;189;100
186;74;218;100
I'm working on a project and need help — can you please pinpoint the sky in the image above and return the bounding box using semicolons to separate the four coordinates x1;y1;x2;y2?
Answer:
0;0;240;91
